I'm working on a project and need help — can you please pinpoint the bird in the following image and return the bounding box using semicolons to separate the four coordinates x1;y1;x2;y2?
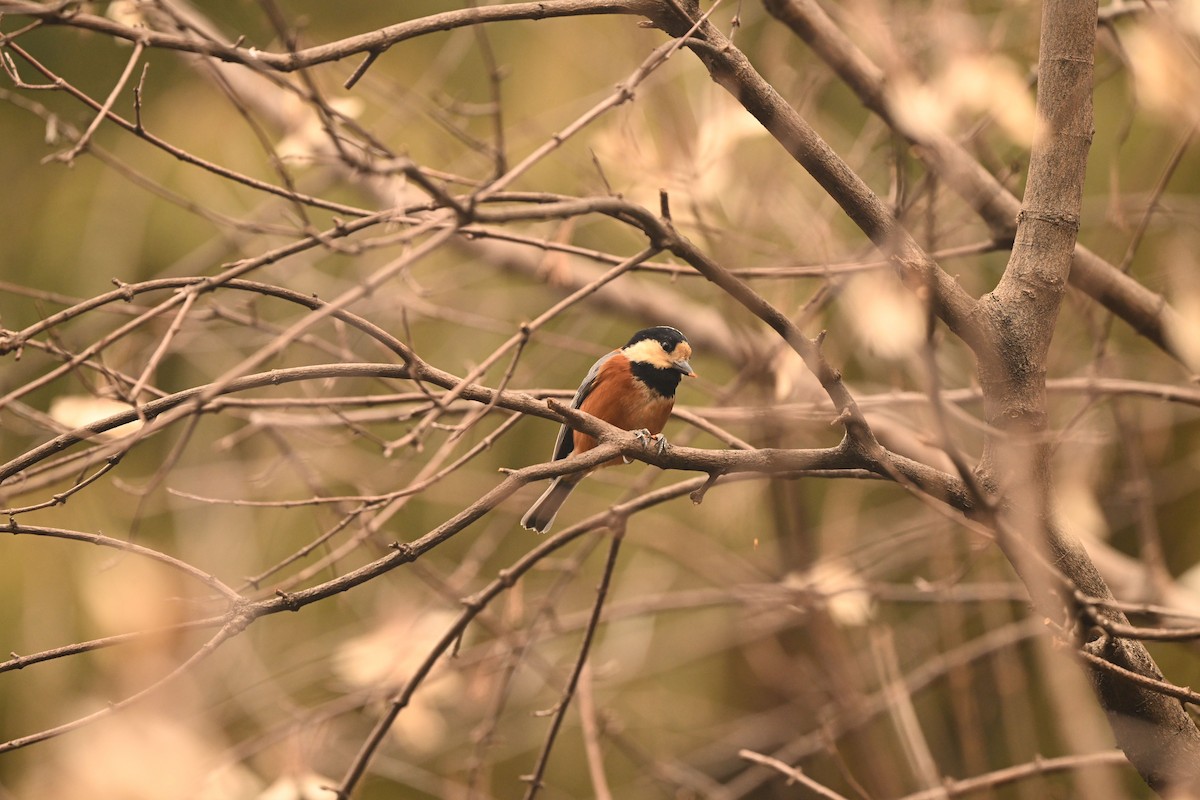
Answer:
521;326;696;533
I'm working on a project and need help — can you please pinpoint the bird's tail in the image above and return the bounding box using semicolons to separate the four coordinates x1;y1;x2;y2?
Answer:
521;477;576;533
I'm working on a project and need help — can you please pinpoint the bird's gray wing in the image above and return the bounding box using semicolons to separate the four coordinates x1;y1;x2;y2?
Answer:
550;349;617;462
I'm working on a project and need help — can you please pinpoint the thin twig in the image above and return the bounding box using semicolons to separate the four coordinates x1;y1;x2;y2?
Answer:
737;749;851;800
50;40;144;163
523;525;625;799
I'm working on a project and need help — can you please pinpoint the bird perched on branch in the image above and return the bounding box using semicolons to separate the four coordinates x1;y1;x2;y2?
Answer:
521;326;696;533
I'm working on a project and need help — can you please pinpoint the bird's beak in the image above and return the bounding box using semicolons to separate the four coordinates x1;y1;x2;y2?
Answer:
674;359;696;378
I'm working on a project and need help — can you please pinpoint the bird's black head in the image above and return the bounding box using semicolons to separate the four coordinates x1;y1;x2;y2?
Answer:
620;326;696;397
623;326;689;353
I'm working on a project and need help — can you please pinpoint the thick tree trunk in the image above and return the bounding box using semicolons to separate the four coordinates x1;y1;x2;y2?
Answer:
974;0;1200;792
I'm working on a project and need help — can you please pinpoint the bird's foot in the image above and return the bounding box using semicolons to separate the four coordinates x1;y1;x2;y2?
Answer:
627;428;651;462
632;428;668;454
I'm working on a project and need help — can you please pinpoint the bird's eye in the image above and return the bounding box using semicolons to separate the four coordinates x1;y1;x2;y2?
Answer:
660;340;675;353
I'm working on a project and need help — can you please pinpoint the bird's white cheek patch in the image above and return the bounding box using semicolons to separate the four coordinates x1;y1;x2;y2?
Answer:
623;338;673;369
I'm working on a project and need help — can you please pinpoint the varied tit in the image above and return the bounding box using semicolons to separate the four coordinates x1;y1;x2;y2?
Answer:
521;326;697;533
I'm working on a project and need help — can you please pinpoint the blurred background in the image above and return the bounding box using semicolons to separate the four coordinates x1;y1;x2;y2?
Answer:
1;0;1200;798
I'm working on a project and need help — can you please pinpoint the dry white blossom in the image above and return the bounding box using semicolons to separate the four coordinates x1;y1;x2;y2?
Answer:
842;272;926;360
256;773;338;800
890;54;1037;145
48;394;142;440
276;96;365;164
786;561;875;627
105;0;146;28
17;709;260;800
333;608;464;752
1124;23;1200;130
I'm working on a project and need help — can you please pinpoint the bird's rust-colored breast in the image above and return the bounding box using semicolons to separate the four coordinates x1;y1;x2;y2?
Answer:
573;353;674;462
